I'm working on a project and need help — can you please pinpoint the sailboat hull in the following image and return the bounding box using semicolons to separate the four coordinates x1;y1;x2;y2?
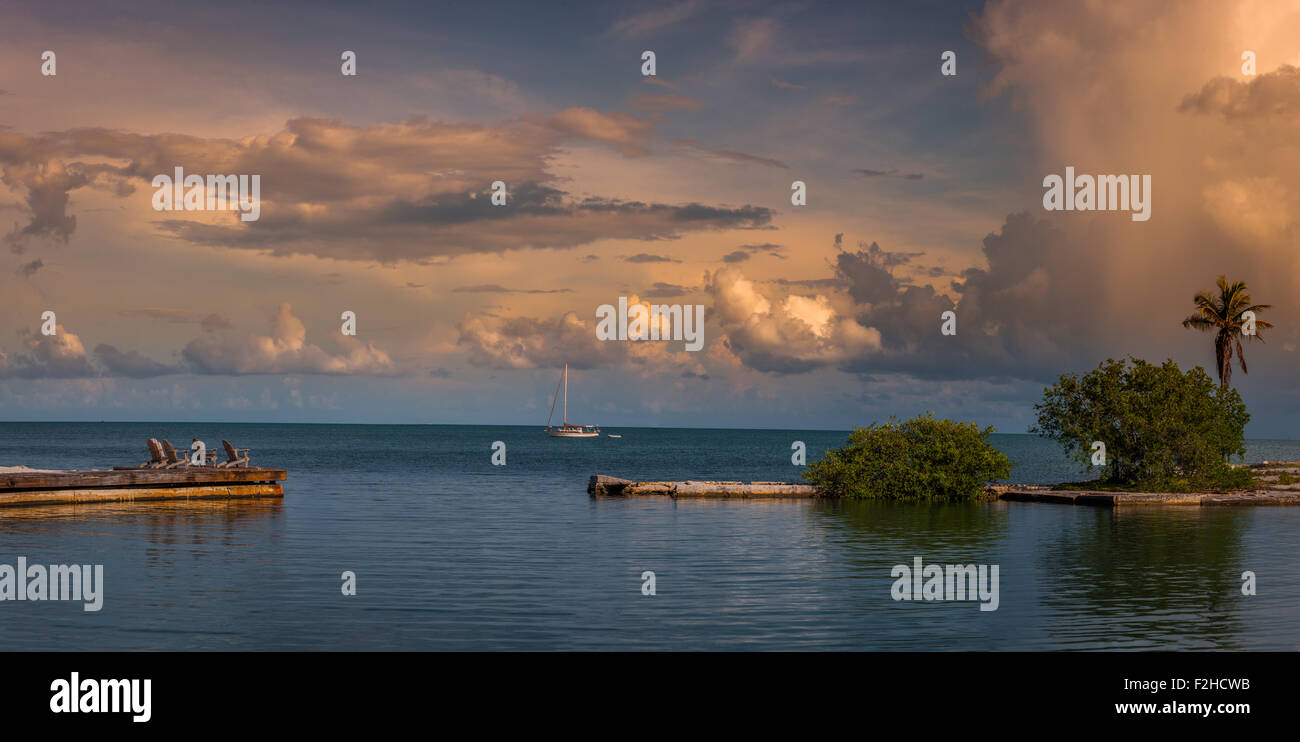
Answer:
547;428;600;438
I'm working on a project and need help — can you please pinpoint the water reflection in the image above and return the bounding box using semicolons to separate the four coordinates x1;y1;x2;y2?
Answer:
1037;507;1249;649
0;498;281;538
810;498;1010;554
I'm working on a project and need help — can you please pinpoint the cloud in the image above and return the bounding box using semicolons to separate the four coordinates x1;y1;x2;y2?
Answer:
671;140;789;169
94;344;180;378
767;277;843;289
608;0;709;37
726;16;869;69
726;242;786;261
695;213;1125;382
456;311;621;370
642;281;694;298
15;258;43;277
1;306;396;380
842;216;1116;379
452;284;573;294
0;115;772;262
119;308;207;323
118;308;233;333
640;77;680;90
0;326;97;378
854;168;923;180
963;0;1300;384
0;160;87;248
795;217;1103;380
710;148;789;169
624;252;681;264
729;17;780;65
200;314;233;332
1178;65;1300;121
706;266;881;373
181;303;395;375
544;108;657;156
627;93;703;112
455;298;708;380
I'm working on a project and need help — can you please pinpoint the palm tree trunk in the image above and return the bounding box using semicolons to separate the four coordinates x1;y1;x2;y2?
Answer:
1215;331;1232;388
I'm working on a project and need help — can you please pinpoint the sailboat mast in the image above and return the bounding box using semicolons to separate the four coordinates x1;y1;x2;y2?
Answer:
562;363;568;426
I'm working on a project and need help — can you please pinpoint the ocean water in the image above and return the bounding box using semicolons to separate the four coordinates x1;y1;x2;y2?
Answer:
2;422;1299;651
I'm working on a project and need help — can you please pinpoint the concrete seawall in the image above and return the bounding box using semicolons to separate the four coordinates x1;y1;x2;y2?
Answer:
588;475;819;498
591;461;1300;505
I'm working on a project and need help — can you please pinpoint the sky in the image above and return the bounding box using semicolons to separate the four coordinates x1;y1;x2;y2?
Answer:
1;0;1299;435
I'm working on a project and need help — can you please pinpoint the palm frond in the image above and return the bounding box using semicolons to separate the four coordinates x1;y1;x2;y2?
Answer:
1181;316;1218;331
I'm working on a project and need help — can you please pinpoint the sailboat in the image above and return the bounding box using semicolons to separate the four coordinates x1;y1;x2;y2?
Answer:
545;363;600;438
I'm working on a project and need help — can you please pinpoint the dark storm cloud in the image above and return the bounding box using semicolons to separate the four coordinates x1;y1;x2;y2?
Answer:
708;214;1115;382
836;213;1109;380
0;114;772;261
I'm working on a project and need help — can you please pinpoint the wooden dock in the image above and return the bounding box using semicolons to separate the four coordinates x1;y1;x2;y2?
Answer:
0;467;286;508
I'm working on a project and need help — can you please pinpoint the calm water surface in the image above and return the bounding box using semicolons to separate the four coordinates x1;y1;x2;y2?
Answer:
2;423;1298;651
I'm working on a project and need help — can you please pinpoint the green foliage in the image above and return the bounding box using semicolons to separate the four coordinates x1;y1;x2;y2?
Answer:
1031;358;1250;491
803;413;1013;501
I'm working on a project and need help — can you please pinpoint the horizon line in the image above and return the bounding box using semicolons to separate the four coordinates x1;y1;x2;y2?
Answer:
1;419;1298;443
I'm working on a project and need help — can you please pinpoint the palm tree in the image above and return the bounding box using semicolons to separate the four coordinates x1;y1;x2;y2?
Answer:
1181;275;1272;388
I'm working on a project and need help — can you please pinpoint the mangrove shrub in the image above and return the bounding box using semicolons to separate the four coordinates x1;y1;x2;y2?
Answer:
803;413;1013;501
1031;358;1250;490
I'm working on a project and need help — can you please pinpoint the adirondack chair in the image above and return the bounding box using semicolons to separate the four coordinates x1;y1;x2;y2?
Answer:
218;440;250;468
190;439;217;466
141;438;166;468
160;440;190;468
